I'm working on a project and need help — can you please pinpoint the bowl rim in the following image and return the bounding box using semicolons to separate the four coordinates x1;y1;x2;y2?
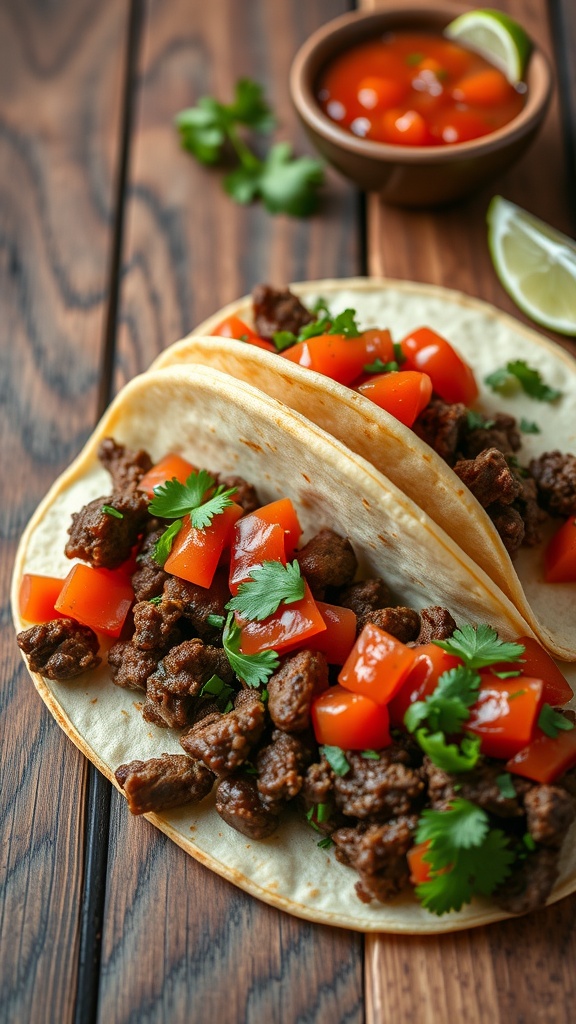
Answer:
290;1;553;165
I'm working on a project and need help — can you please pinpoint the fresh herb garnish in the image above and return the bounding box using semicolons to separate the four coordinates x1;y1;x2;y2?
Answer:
226;559;305;621
363;358;399;374
101;504;124;519
414;799;515;915
361;750;380;760
222;612;279;688
496;772;517;798
272;330;299;353
306;802;332;832
311;297;331;317
175;79;323;217
152;519;182;567
317;836;335;850
321;745;351;777
148;595;163;605
404;665;482;736
523;833;537;851
520;417;541;434
392;341;406;365
414;730;482;773
206;613;225;629
434;625;525;671
148;469;236;527
537;703;575;739
199;673;236;711
484;360;562;402
465;410;495;431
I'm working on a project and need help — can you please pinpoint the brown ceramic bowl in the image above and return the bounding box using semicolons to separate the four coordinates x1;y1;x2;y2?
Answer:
290;1;553;207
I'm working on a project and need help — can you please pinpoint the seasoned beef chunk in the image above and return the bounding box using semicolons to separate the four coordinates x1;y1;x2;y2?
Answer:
424;757;530;818
252;283;313;340
460;413;521;459
296;528;357;598
17;618;100;680
303;758;335;807
216;473;260;514
514;475;546;547
523;785;576;847
256;731;312;810
453;448;522;508
115;753;214;815
131;524;169;602
98;438;152;492
333;747;425;821
529;451;576;518
414;606;456;644
65;492;149;569
413;399;467;465
215;774;279;839
132;600;181;651
143;679;192;729
162;569;229;643
108;641;162;692
180;690;265;774
149;638;233;696
487;503;525;555
338;578;393;619
332;816;416;903
495;847;560;915
359;606;420;642
267;650;329;733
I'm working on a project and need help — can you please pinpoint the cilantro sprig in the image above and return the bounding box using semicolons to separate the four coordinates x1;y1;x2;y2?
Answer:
226;560;305;621
414;799;515;915
484;360;562;402
434;625;525;671
176;79;324;217
537;703;575;739
272;306;362;352
222;612;279;688
321;745;351;777
148;470;236;566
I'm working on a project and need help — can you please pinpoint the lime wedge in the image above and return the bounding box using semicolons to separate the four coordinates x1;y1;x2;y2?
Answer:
445;8;533;82
487;196;576;336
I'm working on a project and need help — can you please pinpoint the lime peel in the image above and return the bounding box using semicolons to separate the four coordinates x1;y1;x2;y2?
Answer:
445;8;533;83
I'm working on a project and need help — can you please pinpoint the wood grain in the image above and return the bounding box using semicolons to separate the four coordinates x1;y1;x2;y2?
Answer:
99;3;364;1023
0;1;128;1020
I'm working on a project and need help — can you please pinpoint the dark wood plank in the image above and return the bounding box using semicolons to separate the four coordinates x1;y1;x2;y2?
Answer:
99;3;364;1023
0;1;129;1020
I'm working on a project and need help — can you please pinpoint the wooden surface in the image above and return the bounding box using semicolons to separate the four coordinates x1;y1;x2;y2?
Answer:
1;1;575;1023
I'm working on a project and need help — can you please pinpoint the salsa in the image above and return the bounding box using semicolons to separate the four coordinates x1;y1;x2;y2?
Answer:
316;31;526;146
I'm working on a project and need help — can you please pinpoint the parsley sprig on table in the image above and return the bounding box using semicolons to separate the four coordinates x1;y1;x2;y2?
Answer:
222;612;279;688
415;799;515;915
484;360;562;402
175;78;324;217
148;470;236;567
226;560;305;621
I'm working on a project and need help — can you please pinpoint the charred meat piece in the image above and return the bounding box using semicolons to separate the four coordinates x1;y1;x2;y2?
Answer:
108;641;162;692
332;816;417;903
215;773;280;839
296;528;357;599
523;784;576;847
65;491;150;569
460;412;521;459
424;757;530;817
267;649;329;733
413;399;467;465
143;677;192;729
495;847;561;915
98;438;153;493
149;638;233;696
487;503;525;556
17;618;100;680
513;475;546;547
452;448;522;508
252;283;314;340
303;757;335;808
414;606;457;644
256;730;313;810
338;578;393;619
359;606;420;642
162;570;229;643
215;473;260;514
180;690;265;774
115;753;214;815
333;747;425;821
132;600;181;651
131;524;169;602
529;451;576;518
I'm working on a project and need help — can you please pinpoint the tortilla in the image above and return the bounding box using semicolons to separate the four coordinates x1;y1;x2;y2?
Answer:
13;362;576;932
150;278;576;662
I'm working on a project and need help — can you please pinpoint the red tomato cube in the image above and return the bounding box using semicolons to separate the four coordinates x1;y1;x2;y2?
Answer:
338;623;419;705
164;502;243;589
466;674;544;760
19;574;66;623
311;685;391;750
55;563;134;637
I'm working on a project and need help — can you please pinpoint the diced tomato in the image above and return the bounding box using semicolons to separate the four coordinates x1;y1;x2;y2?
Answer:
311;685;391;750
164;502;244;588
431;109;493;144
338;623;419;705
399;327;479;406
229;521;286;595
138;453;196;498
380;108;434;146
507;727;576;784
388;644;462;727
282;601;358;664
407;841;433;885
239;580;326;655
19;574;66;623
466;674;544;760
357;75;408;111
491;635;573;708
357;370;433;427
213;315;275;352
544;517;576;583
282;329;394;386
54;563;134;637
452;68;511;107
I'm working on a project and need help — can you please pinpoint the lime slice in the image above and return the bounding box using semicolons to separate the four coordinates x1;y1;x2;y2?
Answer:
487;196;576;336
445;8;533;82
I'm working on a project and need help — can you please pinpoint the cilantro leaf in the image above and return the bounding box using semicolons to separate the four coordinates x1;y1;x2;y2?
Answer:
496;773;517;798
101;504;124;519
228;78;275;132
415;730;481;773
329;308;361;338
226;560;305;621
148;469;215;518
520;417;541;434
152;519;182;566
537;703;575;739
199;673;236;711
299;316;331;341
361;750;380;760
206;613;225;629
272;330;298;352
364;358;399;374
190;487;236;529
317;836;334;850
404;665;481;736
434;625;525;670
321;745;350;776
148;595;163;605
465;410;495;431
311;297;331;317
222;612;279;687
175;100;228;164
484;361;562;402
392;341;406;365
257;142;324;216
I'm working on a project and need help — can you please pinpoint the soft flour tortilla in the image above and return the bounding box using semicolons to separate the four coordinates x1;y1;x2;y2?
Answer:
150;278;576;661
11;364;576;932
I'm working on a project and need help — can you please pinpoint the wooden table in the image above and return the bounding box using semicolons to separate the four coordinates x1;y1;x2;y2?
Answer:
2;1;575;1022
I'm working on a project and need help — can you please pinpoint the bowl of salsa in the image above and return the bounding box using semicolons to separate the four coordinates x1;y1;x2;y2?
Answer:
290;2;552;206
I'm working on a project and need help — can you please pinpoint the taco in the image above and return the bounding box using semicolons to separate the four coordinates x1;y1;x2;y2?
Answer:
150;278;576;662
12;363;576;933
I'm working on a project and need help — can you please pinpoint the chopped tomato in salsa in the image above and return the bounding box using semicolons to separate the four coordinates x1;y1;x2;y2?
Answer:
54;563;134;637
165;502;244;588
312;685;391;750
19;574;66;623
